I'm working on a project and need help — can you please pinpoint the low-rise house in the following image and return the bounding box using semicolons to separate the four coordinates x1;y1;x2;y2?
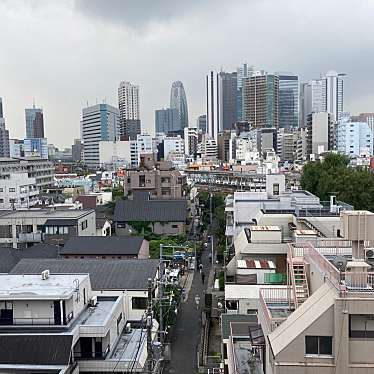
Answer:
0;208;96;248
60;236;149;259
0;272;157;373
114;191;188;236
11;258;159;322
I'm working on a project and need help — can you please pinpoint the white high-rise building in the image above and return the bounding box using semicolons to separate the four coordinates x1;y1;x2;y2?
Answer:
300;79;324;127
184;126;198;158
81;104;120;169
118;81;140;139
322;70;344;122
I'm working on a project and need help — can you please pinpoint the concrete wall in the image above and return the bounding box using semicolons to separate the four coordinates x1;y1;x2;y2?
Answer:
138;240;149;259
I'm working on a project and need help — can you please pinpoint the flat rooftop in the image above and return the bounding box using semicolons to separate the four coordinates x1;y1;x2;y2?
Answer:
233;341;263;374
0;274;89;300
250;225;280;231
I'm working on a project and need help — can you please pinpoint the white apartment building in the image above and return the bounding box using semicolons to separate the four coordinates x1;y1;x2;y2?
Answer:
184;126;198;158
163;136;185;159
0;272;157;373
0;173;39;210
118;81;140;121
322;70;344;122
337;119;373;157
198;135;218;161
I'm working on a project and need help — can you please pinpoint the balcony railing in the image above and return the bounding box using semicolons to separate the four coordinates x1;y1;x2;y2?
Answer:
18;232;43;243
258;287;294;334
74;345;110;360
0;317;55;325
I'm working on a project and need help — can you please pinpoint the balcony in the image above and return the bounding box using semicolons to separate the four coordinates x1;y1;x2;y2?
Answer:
258;287;294;334
18;232;43;243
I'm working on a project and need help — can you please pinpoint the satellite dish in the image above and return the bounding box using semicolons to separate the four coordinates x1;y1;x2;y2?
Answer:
332;255;347;272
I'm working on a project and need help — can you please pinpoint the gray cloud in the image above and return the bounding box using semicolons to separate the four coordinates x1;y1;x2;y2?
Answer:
1;0;374;148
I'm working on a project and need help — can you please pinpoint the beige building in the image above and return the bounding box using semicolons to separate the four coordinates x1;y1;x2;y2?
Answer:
123;157;185;199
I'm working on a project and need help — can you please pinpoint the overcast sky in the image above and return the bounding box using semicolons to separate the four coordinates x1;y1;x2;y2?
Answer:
1;0;374;148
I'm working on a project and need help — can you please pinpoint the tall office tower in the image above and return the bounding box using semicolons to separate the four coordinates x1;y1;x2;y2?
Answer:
276;72;299;129
218;71;238;131
0;98;10;157
81;104;120;169
242;71;279;128
206;71;218;140
236;63;254;120
25;104;44;138
155;108;181;136
118;81;140;140
170;81;189;130
197;115;207;134
299;80;324;128
322;70;344;122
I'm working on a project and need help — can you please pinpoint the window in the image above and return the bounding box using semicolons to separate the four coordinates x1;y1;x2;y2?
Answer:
9;188;15;192
0;199;3;204
350;314;374;338
139;175;145;187
132;297;147;310
273;183;280;196
81;220;88;231
0;188;3;192
305;336;332;356
172;224;179;229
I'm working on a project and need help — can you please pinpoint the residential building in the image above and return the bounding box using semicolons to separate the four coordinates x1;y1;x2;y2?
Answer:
25;103;44;139
198;135;218;161
81;103;120;169
197;114;207;133
299;79;324;128
170;80;189;129
162;135;185;160
11;258;160;322
294;128;308;161
9;139;24;158
71;138;83;162
236;63;254;120
0;272;156;372
0;208;96;248
24;137;48;159
114;191;188;236
118;81;140;139
218;130;232;162
276;72;299;128
306;112;334;157
277;128;296;162
0;98;10;157
0;157;54;188
123;158;185;199
243;71;279;128
337;119;373;157
351;113;374;135
136;134;156;164
218;71;238;131
184;126;198;158
322;70;345;122
59;236;149;259
257;128;277;156
0;172;39;210
155;108;181;136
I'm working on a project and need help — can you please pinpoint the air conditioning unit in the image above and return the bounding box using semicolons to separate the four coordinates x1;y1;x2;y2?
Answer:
89;296;97;307
41;270;50;280
365;248;374;260
124;323;132;334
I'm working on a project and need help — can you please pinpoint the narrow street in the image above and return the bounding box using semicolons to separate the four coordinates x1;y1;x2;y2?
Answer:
163;243;211;374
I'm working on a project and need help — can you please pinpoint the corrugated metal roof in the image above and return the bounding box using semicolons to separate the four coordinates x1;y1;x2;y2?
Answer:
61;236;145;255
11;258;159;290
0;335;72;365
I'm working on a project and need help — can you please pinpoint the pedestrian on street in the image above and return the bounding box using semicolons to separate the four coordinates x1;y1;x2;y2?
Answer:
201;272;205;284
194;294;200;310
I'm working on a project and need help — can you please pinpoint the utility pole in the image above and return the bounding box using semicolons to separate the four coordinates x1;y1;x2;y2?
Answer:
146;278;153;374
159;244;164;357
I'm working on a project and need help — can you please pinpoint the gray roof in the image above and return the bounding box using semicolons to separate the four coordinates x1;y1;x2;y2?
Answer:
0;334;72;365
11;258;159;290
60;236;145;256
114;192;188;222
0;244;59;273
221;314;258;339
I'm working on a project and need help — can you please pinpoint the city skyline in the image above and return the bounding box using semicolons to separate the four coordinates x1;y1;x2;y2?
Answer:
1;0;374;147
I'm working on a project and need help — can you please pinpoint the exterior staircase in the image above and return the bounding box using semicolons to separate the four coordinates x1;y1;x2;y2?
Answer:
290;259;310;307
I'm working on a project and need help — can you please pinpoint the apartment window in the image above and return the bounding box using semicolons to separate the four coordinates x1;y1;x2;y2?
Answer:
0;188;3;192
0;199;3;204
132;297;147;310
139;175;146;187
9;188;15;192
172;224;179;229
81;220;88;230
350;314;374;338
273;183;280;196
305;336;332;356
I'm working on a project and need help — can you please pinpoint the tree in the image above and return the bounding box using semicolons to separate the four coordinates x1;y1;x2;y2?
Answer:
300;153;374;211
